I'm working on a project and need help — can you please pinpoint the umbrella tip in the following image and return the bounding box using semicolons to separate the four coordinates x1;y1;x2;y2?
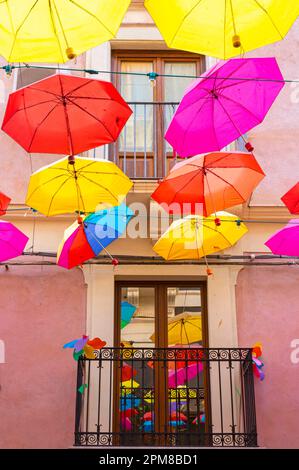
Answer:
245;142;254;153
68;155;75;165
77;216;83;225
206;268;213;276
112;258;119;267
232;35;241;48
66;47;76;60
214;217;221;227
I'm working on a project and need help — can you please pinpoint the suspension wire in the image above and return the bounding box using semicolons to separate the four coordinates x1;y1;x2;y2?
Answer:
3;207;299;226
2;63;299;84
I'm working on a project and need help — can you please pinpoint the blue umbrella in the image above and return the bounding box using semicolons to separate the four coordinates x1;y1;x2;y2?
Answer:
120;394;141;411
84;203;134;254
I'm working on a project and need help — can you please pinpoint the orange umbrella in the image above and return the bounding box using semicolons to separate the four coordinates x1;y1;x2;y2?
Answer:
152;152;265;216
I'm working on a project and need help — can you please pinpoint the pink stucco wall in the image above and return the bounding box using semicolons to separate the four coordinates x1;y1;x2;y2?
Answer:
237;267;299;449
0;266;86;448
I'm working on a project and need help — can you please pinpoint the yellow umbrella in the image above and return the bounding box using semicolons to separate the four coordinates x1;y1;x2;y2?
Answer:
0;0;130;63
121;380;140;395
151;312;202;345
145;0;299;59
153;212;247;260
26;156;133;216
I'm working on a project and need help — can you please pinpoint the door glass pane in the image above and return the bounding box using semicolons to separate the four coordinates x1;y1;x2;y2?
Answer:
120;287;155;347
164;62;197;151
119;62;154;152
119;287;156;444
167;287;206;444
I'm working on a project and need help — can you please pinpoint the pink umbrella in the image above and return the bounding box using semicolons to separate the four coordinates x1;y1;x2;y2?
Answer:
165;58;284;157
168;362;203;388
265;220;299;256
0;220;29;262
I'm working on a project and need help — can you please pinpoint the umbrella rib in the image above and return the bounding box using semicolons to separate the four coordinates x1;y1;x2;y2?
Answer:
64;80;94;98
218;92;263;123
46;176;73;216
7;0;39;59
252;0;284;39
202;221;237;248
28;87;61;99
78;174;119;204
213;60;247;90
66;97;116;141
48;0;65;62
206;167;247;202
185;320;202;331
27;103;62;152
167;170;204;205
1;99;59;129
168;0;204;46
69;0;115;36
180;97;212;155
26;173;68;201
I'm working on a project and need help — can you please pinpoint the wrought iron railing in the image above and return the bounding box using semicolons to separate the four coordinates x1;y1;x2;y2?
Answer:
92;102;242;179
74;348;257;447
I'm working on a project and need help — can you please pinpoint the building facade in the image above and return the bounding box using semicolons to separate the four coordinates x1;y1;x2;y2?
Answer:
0;2;299;448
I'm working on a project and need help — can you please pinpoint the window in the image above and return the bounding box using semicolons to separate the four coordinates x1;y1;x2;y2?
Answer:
15;67;56;89
112;51;205;178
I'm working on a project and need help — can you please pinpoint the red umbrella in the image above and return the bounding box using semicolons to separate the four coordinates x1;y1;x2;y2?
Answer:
281;182;299;215
2;74;132;156
152;152;265;216
0;192;11;216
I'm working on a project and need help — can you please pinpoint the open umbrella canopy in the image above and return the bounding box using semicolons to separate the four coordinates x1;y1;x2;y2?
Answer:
0;0;131;63
57;204;133;269
151;312;202;345
152;152;265;216
0;192;11;216
168;362;203;387
26;156;133;216
281;182;299;215
145;0;299;59
2;74;132;156
265;220;299;256
153;212;248;261
0;220;29;262
165;58;284;157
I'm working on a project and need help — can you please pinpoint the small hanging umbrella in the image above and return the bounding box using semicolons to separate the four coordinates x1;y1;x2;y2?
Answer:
152;152;265;216
0;0;131;63
153;212;248;261
0;192;11;216
57;204;133;269
281;183;299;215
265;220;299;256
120;395;141;411
2;74;132;156
26;156;133;216
168;362;203;388
0;220;29;262
145;0;299;59
121;301;137;329
151;313;202;346
165;58;284;157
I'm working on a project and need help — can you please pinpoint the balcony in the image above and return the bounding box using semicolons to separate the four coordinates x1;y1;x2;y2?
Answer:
93;102;244;180
74;347;258;447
